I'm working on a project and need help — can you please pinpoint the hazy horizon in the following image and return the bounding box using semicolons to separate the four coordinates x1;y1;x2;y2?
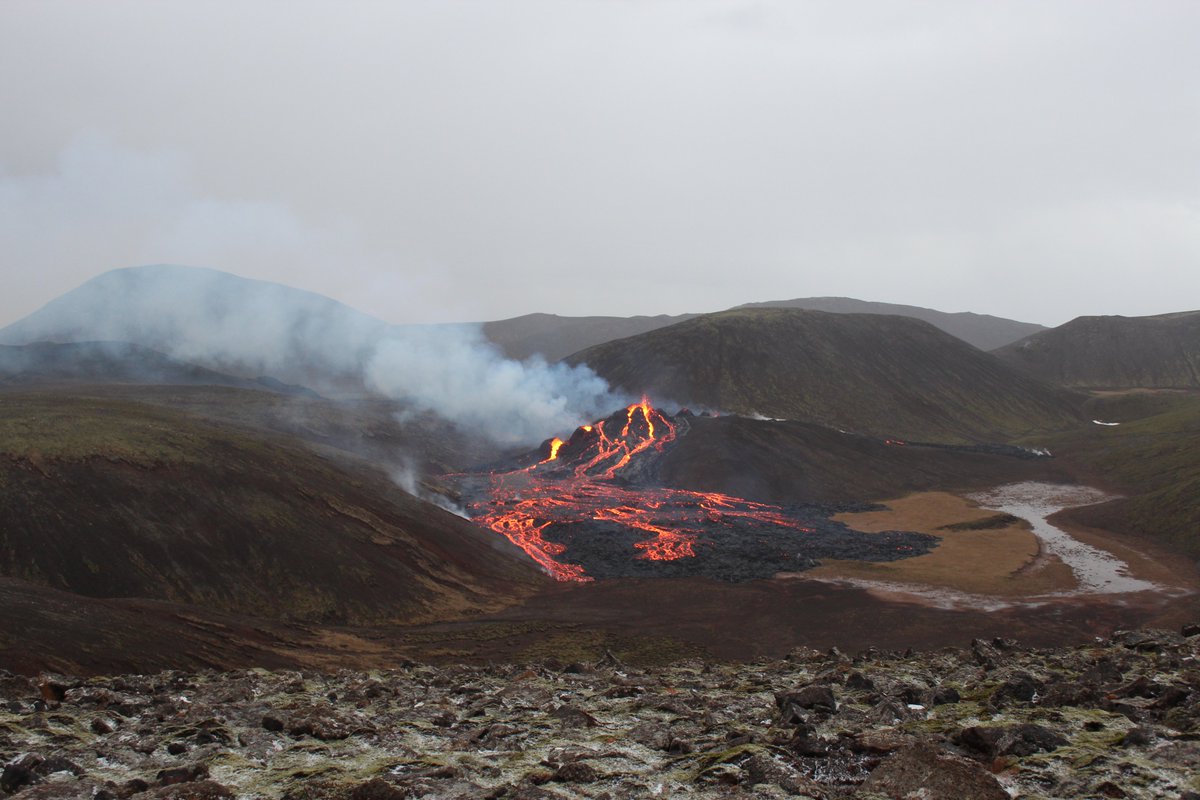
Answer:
3;1;1198;328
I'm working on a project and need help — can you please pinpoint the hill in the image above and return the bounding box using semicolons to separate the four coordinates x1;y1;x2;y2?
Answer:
994;311;1200;388
482;312;697;361
1036;390;1200;559
0;341;319;396
567;308;1081;443
735;296;1045;350
482;300;1043;362
0;389;545;625
0;264;392;389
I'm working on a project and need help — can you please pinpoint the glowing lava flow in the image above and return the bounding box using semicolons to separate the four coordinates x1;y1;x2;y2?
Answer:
466;400;815;582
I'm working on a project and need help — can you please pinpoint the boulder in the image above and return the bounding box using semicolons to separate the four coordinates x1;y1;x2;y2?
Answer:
862;743;1009;800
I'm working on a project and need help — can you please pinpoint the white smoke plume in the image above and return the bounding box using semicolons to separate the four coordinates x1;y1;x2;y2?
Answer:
0;264;624;445
390;459;469;518
367;326;618;445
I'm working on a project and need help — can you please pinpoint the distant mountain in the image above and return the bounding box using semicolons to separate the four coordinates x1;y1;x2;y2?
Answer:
483;298;1043;362
993;311;1200;388
0;390;545;625
567;308;1081;443
733;297;1045;351
483;312;698;362
0;341;318;396
0;265;392;388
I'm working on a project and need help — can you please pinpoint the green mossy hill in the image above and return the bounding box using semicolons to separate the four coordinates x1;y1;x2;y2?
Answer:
568;308;1081;443
995;311;1200;389
0;392;544;625
1035;391;1200;558
734;296;1045;350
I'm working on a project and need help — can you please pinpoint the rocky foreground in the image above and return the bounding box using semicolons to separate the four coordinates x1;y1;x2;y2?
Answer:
3;628;1200;799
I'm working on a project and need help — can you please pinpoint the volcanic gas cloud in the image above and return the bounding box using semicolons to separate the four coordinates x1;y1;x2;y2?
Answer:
454;400;939;582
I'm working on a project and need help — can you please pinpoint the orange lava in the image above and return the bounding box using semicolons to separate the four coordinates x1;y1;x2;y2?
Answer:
468;400;813;582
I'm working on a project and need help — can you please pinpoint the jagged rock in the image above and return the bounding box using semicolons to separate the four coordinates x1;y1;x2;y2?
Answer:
865;699;911;726
845;672;875;692
852;729;915;754
550;704;598;728
551;761;599;783
37;675;70;706
1182;623;1200;638
594;649;625;670
1080;655;1127;684
122;778;152;796
157;764;209;786
0;671;35;701
285;705;373;740
1152;688;1192;716
348;779;406;800
1;754;42;795
1121;726;1155;747
628;721;672;750
970;639;1001;669
1112;628;1186;652
91;716;117;734
1040;680;1101;708
1113;674;1160;699
742;752;824;796
144;780;235;799
776;684;837;721
862;743;1009;800
988;672;1041;707
8;781;100;800
926;686;961;706
1;754;85;796
955;724;1067;758
4;640;1200;799
667;736;694;755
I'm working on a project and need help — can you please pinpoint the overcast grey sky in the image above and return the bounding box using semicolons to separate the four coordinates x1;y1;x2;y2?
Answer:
1;1;1197;327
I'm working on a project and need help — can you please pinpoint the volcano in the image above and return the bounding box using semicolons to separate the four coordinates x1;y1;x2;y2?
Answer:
453;400;939;582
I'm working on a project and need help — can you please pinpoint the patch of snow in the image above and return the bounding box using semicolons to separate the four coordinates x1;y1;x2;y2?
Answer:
1092;419;1121;426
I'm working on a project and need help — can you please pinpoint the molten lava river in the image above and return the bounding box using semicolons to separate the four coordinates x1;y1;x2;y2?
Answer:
454;401;937;582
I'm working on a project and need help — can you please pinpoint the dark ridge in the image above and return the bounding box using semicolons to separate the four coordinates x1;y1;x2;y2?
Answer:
994;311;1200;388
734;296;1045;350
567;308;1082;443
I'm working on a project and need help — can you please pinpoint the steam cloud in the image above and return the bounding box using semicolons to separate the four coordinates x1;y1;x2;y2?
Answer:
0;264;623;445
366;327;619;444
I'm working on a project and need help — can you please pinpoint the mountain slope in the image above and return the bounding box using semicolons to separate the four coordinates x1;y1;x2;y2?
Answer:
735;297;1045;351
0;264;392;388
567;308;1081;442
482;312;697;362
994;312;1200;388
1037;391;1200;558
0;341;318;396
483;299;1042;362
0;390;545;624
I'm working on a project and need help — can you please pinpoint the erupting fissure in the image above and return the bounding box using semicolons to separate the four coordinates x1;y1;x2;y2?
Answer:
463;399;825;582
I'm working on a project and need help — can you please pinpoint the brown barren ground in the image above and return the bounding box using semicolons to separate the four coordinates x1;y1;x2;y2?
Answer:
806;492;1077;595
1050;508;1200;590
